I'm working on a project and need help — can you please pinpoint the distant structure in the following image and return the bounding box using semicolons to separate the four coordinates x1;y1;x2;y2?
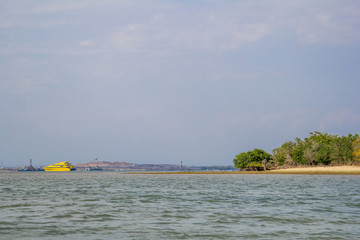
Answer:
29;159;35;170
18;159;44;171
84;157;103;171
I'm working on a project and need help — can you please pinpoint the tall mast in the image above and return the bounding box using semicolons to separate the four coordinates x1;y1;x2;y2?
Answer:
29;159;34;170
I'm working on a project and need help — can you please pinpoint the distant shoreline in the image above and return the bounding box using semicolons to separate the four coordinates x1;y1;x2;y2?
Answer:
125;166;360;175
2;166;360;175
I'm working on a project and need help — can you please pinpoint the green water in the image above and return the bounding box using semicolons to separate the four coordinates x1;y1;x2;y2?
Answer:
1;172;359;239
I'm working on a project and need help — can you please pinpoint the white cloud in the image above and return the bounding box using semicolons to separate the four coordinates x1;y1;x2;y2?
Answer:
233;24;271;46
2;0;359;58
100;1;360;53
79;40;93;46
29;1;101;14
320;110;360;129
107;18;271;53
294;4;360;44
178;22;271;50
110;24;145;52
296;13;357;44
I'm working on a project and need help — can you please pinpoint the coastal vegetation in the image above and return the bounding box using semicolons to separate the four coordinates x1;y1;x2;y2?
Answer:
234;132;360;169
233;149;271;169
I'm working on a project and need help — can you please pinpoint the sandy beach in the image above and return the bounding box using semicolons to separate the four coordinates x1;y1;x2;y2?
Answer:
266;166;360;175
128;166;360;175
2;166;360;175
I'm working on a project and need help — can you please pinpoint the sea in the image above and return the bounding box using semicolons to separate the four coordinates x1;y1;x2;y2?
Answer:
1;172;359;240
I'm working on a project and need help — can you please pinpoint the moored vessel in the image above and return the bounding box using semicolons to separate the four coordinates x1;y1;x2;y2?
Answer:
85;166;103;171
44;161;76;171
18;159;44;171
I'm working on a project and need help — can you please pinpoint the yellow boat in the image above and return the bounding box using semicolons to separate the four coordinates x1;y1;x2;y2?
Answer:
44;161;76;171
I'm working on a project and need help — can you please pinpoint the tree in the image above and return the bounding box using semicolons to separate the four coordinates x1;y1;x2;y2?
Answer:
352;137;360;164
332;134;358;165
271;132;359;167
304;132;358;165
292;137;306;165
235;132;359;169
272;141;296;166
233;149;271;169
306;132;335;165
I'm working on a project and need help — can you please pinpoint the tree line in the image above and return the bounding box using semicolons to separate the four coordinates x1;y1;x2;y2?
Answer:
234;132;360;169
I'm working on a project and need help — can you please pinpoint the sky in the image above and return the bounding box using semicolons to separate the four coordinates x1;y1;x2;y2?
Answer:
1;0;360;167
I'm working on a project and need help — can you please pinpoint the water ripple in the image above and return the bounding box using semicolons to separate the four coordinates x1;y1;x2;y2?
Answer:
1;173;359;239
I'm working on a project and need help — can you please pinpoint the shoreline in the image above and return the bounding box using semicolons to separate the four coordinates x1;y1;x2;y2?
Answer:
266;166;360;175
2;166;360;175
125;166;360;175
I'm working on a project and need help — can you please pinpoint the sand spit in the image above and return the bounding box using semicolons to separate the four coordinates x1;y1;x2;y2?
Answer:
126;166;360;175
267;166;360;175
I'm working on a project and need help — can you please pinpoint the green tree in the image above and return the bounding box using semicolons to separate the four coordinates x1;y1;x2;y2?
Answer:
292;137;306;165
307;132;335;165
352;136;360;164
272;141;296;166
332;134;358;165
272;132;359;167
237;132;359;169
233;149;271;169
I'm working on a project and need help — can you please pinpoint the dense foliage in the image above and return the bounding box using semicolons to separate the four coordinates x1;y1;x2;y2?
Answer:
353;137;360;162
233;132;360;169
272;132;359;167
233;149;271;169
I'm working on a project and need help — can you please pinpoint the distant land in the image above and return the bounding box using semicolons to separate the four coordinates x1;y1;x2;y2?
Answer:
75;161;236;172
0;160;235;172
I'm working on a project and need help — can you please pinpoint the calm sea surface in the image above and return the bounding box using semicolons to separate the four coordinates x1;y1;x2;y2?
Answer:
1;172;359;240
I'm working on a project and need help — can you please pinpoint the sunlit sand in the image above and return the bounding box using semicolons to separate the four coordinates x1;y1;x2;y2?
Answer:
267;166;360;175
128;166;360;175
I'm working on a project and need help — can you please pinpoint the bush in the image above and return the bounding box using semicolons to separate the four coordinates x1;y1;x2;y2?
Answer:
247;161;263;168
233;149;271;169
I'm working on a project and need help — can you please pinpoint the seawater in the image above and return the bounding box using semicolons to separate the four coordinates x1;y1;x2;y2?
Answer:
1;172;359;240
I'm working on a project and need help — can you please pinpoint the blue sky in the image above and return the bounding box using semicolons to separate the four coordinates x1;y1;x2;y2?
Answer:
1;0;360;167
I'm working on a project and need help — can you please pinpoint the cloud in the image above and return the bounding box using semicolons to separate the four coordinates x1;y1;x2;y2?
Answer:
110;24;145;52
292;3;360;44
107;18;271;53
296;12;360;44
98;1;360;54
3;0;359;58
1;0;360;166
173;22;271;50
28;1;100;14
320;110;360;130
79;40;93;46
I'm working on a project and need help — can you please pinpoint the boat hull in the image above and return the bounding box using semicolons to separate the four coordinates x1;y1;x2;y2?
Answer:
44;161;76;172
44;167;76;171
